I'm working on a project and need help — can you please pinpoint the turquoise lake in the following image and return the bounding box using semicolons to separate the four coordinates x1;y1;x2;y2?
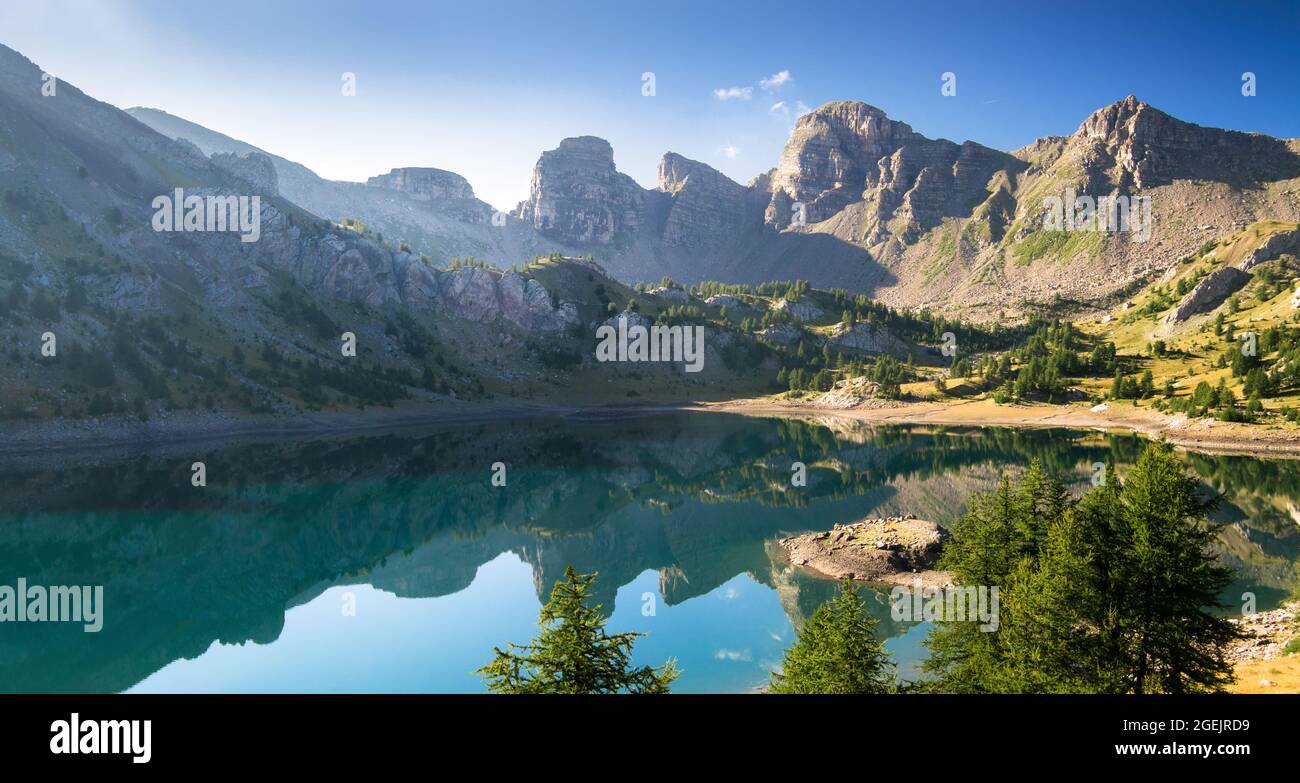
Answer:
1;412;1297;693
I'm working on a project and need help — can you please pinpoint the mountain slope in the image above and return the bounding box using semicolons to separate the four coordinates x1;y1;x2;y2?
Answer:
125;91;1300;319
124;106;551;263
0;43;786;425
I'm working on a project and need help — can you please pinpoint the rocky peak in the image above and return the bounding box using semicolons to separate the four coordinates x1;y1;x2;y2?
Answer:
514;136;645;244
767;101;923;223
366;167;475;201
656;152;755;246
658;152;730;193
1065;95;1300;189
765;100;1025;243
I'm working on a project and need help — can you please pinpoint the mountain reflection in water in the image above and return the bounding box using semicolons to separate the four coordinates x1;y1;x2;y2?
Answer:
2;412;1297;693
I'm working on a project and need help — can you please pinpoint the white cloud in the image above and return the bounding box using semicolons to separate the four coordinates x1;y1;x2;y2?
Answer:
719;144;740;159
795;100;813;117
769;101;787;113
714;648;753;662
760;70;792;90
713;86;752;101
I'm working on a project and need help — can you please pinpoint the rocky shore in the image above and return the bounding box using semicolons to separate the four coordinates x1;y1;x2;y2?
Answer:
1228;601;1298;663
777;515;952;587
1228;601;1299;694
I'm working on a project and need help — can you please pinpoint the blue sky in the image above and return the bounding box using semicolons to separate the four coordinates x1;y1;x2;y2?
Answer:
3;0;1298;211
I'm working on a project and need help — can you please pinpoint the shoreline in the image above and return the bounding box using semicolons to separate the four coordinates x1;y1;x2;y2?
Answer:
0;400;690;461
688;397;1300;459
4;394;1300;460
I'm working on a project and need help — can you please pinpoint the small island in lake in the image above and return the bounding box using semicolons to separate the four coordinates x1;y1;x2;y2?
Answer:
778;516;952;587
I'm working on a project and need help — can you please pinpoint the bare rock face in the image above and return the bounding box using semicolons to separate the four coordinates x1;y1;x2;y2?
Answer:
768;101;918;225
657;152;753;246
211;151;279;196
241;204;575;331
433;267;577;331
772;298;823;322
812;376;905;410
757;323;805;345
515;136;646;244
764;101;1026;243
1239;227;1300;272
1164;267;1251;324
102;273;163;311
602;311;652;331
778;516;951;586
1068;96;1300;190
365;167;492;223
647;286;690;301
705;294;744;308
828;322;905;354
366;167;476;201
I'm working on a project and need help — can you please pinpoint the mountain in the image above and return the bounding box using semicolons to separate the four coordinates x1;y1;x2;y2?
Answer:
1;42;798;426
129;93;1300;320
123;106;549;263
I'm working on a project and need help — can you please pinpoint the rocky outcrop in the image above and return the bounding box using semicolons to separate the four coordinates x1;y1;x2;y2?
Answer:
211;152;279;196
828;322;905;354
1164;267;1251;324
772;298;823;322
365;167;493;223
432;266;578;331
1240;227;1300;272
647;286;689;301
601;311;652;331
767;101;920;226
515;136;646;244
777;516;951;586
657;152;753;246
757;323;805;345
705;294;743;308
366;167;476;201
812;377;905;410
239;205;576;330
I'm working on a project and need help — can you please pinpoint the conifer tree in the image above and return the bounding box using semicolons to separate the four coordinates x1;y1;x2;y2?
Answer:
478;567;679;694
922;462;1068;692
769;580;894;694
925;444;1241;694
1110;442;1240;692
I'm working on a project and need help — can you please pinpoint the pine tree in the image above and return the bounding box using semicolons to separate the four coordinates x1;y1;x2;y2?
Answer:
1112;442;1240;693
478;567;679;694
769;580;894;694
1139;369;1155;398
927;444;1242;694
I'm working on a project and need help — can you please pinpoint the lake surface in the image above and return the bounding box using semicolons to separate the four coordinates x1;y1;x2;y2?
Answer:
1;412;1297;693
